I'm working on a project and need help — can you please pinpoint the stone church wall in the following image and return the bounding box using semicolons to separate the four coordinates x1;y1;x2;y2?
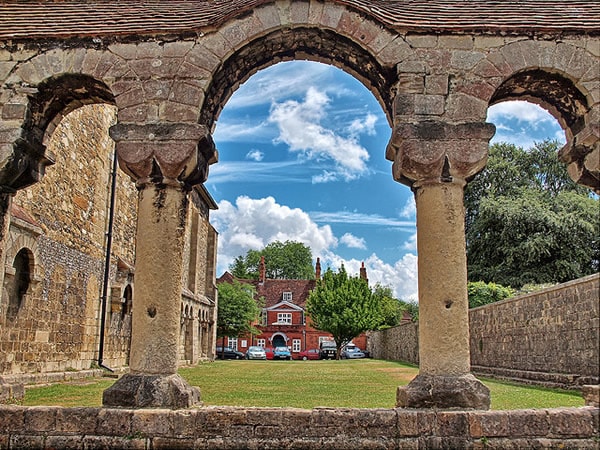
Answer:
0;104;139;375
368;274;599;387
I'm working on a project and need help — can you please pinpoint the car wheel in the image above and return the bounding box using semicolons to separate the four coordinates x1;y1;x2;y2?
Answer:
302;356;308;361
235;355;241;360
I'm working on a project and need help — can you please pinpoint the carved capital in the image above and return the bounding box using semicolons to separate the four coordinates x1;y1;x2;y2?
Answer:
559;123;600;194
386;121;495;187
0;135;55;194
110;123;218;189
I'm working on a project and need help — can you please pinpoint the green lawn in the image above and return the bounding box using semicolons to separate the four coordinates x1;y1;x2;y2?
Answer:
19;359;584;410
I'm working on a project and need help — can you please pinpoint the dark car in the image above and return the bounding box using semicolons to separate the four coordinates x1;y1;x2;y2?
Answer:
215;346;245;360
319;341;337;359
298;348;320;360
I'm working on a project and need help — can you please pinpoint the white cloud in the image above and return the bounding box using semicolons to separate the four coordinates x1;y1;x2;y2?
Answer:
487;100;565;147
268;87;371;182
212;196;337;274
225;61;335;109
347;113;377;137
340;233;367;250
318;251;418;302
402;233;417;252
399;196;416;219
310;210;415;230
245;149;264;161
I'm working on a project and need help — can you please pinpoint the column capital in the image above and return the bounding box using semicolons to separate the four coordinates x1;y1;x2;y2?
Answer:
110;122;218;189
559;123;600;194
386;121;495;187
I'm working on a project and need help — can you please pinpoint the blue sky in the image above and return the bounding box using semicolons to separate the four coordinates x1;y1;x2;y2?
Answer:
207;61;565;301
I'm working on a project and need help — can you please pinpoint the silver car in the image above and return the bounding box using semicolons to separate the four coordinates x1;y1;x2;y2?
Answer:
245;346;267;360
341;346;365;359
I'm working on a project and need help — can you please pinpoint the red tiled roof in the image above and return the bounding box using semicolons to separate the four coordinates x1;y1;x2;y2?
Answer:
217;271;316;309
0;1;598;40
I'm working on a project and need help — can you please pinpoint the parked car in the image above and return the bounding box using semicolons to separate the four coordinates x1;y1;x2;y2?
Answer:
319;341;337;359
273;346;292;360
264;347;275;360
245;346;267;360
297;348;320;361
215;346;245;360
341;345;365;359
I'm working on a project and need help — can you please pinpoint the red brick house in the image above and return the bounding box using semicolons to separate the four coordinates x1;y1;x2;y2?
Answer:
216;257;368;358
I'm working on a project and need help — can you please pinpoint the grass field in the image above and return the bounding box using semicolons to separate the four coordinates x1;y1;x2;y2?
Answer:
21;359;584;410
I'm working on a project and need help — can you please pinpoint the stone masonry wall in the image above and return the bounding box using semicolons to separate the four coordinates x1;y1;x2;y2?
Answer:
0;104;138;375
368;274;600;387
0;405;597;449
470;274;599;386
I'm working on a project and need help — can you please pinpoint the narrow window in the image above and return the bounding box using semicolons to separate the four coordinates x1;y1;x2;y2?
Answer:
283;291;292;302
6;249;32;321
292;339;301;353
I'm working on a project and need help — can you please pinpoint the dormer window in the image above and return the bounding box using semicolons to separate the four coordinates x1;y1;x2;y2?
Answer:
283;291;292;302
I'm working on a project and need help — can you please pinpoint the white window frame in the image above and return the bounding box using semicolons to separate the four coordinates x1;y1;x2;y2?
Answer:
228;338;238;350
283;291;292;302
292;339;301;353
257;338;266;348
277;312;292;324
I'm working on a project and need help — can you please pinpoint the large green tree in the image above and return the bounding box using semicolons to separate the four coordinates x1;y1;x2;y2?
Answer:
465;140;599;288
230;240;314;280
306;266;381;359
216;280;263;358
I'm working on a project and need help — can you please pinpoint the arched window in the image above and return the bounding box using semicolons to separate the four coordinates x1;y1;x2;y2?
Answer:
121;284;133;320
6;248;33;321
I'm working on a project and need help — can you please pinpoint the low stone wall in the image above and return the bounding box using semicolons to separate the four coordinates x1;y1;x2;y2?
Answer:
368;274;600;388
0;405;597;449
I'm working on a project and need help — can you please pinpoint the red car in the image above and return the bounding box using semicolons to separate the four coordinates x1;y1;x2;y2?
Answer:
297;348;320;360
263;347;275;360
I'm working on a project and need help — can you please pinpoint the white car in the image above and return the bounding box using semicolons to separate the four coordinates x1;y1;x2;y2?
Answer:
341;346;366;359
245;346;267;360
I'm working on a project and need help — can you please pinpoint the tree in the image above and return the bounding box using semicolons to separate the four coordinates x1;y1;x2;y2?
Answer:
372;284;418;328
467;281;514;308
465;140;599;288
229;240;314;280
306;266;381;359
216;280;263;359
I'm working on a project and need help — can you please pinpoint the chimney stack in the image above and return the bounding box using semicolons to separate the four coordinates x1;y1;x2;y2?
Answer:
359;261;368;285
259;255;266;283
315;257;321;280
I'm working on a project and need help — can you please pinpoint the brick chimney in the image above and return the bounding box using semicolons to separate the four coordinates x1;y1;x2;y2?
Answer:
359;261;368;285
315;257;321;280
259;255;266;283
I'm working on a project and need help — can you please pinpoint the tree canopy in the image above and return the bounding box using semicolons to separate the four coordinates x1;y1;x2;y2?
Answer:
465;140;599;288
306;266;382;359
230;240;315;280
216;280;263;340
372;284;418;327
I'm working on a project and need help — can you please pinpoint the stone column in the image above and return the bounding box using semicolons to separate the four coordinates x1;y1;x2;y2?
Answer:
102;122;217;408
386;121;494;409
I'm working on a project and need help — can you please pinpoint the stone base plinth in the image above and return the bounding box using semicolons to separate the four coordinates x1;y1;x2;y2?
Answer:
397;373;490;410
102;373;200;409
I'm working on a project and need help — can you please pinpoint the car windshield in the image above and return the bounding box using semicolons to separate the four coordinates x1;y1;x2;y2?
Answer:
248;346;262;351
275;347;288;351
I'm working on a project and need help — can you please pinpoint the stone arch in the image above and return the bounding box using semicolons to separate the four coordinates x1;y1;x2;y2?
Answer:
197;1;411;130
477;40;599;191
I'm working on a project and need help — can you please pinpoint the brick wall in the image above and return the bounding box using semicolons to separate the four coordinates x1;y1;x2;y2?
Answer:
368;274;599;387
0;405;596;449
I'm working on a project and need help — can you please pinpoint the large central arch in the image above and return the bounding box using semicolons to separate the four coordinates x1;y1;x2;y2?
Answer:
200;26;397;129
